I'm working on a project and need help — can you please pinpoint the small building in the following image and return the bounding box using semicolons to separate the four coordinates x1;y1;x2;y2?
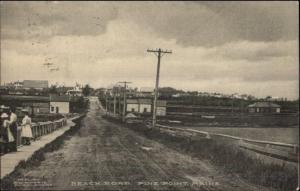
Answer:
125;98;167;116
66;89;83;97
66;83;83;96
139;99;152;113
126;99;152;114
126;99;139;113
248;102;281;113
50;95;70;114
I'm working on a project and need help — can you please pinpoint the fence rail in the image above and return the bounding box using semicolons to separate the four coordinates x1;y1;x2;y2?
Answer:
155;124;299;163
16;118;67;147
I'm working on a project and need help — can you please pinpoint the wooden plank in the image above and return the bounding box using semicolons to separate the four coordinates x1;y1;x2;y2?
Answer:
239;141;298;163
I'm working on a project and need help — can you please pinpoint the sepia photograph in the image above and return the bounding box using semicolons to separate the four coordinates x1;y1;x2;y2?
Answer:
0;1;299;191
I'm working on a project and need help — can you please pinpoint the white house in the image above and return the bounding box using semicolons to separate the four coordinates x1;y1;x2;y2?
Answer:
126;99;139;113
50;95;70;114
248;102;281;113
126;99;152;114
66;84;82;96
139;99;152;113
125;98;167;116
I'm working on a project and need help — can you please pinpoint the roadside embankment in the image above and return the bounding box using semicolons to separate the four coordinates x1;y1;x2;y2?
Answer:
0;114;85;190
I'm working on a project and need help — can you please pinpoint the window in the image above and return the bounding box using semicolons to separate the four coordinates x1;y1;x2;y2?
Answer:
51;106;54;112
131;108;135;112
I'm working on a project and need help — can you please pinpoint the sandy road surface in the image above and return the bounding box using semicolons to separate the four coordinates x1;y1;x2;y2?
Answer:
13;97;271;191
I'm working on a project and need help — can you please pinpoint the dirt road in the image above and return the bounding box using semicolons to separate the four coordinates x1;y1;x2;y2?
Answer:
13;97;271;190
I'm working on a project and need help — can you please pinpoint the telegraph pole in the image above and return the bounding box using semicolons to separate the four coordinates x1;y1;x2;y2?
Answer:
147;48;172;128
118;81;132;122
105;88;111;115
118;85;122;116
113;87;116;116
105;91;108;115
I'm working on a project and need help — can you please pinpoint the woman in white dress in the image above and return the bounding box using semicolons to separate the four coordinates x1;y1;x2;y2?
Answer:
21;111;33;145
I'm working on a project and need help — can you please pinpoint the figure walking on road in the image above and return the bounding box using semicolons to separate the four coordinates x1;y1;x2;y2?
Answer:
21;110;33;145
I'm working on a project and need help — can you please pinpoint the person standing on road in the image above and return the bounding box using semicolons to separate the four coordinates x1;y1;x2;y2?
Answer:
1;113;15;154
21;111;33;145
8;108;18;152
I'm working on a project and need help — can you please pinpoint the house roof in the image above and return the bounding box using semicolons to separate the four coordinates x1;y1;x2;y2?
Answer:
140;87;154;93
126;99;167;106
248;102;280;108
23;80;48;89
0;95;49;102
50;95;70;102
138;99;152;104
127;99;139;104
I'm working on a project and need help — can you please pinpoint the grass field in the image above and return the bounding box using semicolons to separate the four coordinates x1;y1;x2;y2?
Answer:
181;126;299;144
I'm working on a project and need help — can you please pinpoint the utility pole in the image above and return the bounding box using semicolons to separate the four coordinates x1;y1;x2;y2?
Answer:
105;91;108;115
147;48;172;128
113;87;116;116
105;88;111;115
118;81;131;122
118;85;121;116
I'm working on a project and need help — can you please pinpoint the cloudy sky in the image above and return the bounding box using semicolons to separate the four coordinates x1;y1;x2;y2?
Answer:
1;1;299;99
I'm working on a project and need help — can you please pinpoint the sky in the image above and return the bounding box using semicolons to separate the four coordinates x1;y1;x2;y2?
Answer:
0;1;299;99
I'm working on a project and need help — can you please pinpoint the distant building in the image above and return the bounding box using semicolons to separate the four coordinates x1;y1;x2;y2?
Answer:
66;85;82;96
0;95;50;115
66;89;82;97
50;95;70;114
139;99;152;113
248;102;280;113
126;99;152;114
125;98;167;116
23;80;48;89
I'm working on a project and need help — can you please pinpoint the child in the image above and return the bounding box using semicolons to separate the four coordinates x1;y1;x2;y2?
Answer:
21;111;33;145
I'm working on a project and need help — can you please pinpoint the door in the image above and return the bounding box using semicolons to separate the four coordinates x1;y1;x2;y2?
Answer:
56;106;59;113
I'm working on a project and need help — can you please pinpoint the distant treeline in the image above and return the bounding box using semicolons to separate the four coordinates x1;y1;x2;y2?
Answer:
164;96;298;113
157;87;298;113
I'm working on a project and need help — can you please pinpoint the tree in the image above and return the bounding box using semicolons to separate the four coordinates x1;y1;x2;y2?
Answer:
82;84;92;96
49;85;58;94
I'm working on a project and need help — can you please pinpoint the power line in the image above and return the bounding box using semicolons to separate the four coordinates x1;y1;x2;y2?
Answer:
147;48;172;128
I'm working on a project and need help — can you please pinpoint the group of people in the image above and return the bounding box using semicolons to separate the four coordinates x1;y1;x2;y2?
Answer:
0;106;33;155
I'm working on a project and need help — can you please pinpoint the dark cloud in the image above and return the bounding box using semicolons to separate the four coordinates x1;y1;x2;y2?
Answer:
118;1;298;47
1;1;298;47
1;1;118;40
200;2;298;42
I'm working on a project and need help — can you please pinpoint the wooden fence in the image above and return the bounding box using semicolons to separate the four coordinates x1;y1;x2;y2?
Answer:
16;118;67;147
155;124;299;163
